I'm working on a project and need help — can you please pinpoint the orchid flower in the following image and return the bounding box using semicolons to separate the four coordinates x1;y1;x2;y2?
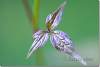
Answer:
27;1;87;65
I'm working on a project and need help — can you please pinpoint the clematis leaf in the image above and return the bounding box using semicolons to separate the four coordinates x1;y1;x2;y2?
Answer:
50;30;87;65
27;30;49;58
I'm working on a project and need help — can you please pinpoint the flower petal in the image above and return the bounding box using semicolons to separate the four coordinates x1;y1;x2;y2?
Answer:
27;30;49;58
45;14;52;24
71;52;87;65
32;30;43;38
54;30;73;48
45;1;66;30
50;30;86;65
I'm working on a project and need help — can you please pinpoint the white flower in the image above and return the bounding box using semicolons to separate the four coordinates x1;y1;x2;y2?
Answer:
27;1;87;65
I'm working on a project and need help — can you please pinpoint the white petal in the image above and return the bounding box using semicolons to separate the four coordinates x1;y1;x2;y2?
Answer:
45;14;52;24
33;30;43;38
50;34;60;48
50;30;86;65
54;30;73;48
51;8;63;29
45;1;66;30
71;52;87;65
27;31;49;58
51;1;66;29
50;30;73;52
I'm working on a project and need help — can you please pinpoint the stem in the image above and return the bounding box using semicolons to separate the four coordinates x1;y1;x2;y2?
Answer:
22;0;33;23
23;0;45;65
32;0;39;31
33;0;45;65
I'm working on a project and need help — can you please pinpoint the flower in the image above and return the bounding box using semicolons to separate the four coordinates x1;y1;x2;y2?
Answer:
27;1;87;65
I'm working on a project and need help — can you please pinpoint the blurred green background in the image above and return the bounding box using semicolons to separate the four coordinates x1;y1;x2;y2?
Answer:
0;0;99;66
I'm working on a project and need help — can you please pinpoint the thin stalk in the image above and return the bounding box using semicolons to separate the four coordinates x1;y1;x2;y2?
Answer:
23;0;45;65
22;0;33;23
33;0;45;65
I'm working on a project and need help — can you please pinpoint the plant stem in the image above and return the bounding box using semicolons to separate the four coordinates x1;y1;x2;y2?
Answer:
32;0;39;31
33;0;45;65
22;0;33;23
23;0;45;65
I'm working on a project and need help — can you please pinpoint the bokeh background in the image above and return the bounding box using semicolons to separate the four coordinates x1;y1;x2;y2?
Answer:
0;0;99;66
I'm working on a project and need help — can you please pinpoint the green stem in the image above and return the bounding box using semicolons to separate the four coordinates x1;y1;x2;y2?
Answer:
32;0;39;31
22;0;33;23
23;0;45;65
33;0;45;65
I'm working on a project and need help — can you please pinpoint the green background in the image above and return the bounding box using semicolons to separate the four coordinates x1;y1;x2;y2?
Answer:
0;0;99;66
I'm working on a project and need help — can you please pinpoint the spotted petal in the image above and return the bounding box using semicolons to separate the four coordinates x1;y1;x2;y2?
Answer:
27;30;49;58
45;1;66;30
50;30;87;65
50;30;73;48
